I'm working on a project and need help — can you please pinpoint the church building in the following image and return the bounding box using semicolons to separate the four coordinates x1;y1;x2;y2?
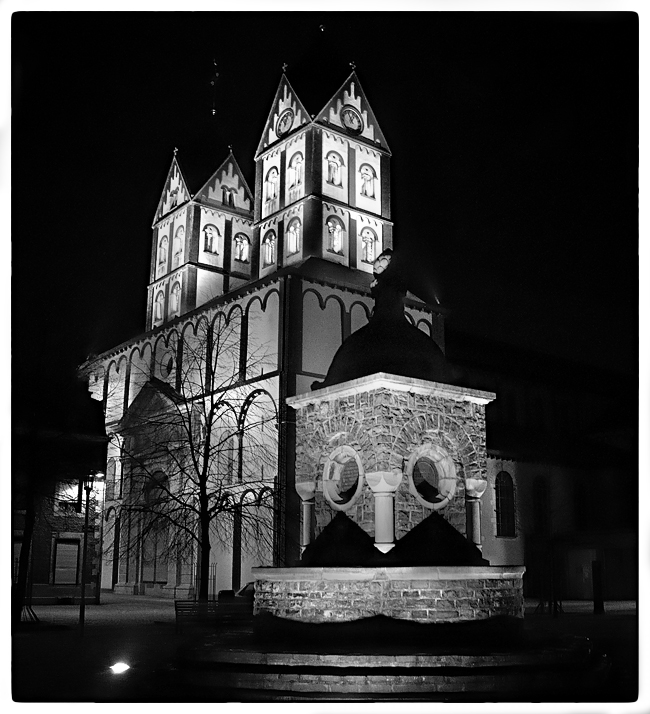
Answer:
80;71;635;603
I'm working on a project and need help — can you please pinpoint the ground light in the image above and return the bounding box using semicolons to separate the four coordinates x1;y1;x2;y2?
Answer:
109;662;130;674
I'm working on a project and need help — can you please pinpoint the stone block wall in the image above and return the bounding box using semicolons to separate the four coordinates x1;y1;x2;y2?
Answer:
253;566;525;623
293;382;490;542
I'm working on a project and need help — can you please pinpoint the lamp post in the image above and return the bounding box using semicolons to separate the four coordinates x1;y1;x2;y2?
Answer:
79;471;104;633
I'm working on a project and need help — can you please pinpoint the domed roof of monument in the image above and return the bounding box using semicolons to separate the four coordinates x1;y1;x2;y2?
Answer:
312;251;454;390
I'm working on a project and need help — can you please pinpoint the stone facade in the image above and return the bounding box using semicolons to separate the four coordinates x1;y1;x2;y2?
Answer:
289;374;495;546
253;566;525;623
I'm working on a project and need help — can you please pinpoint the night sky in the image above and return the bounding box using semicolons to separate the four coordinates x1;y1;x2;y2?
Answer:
12;11;638;430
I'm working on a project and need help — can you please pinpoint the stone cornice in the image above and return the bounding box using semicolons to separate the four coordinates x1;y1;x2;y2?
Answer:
286;373;496;408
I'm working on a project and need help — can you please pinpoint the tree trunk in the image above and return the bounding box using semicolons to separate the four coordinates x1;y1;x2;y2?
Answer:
198;516;211;601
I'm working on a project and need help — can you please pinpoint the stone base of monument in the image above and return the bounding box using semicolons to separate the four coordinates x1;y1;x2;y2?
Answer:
176;565;611;700
252;565;525;624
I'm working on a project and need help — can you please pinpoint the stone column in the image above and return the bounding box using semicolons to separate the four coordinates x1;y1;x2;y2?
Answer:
365;470;402;553
465;478;487;551
295;482;316;556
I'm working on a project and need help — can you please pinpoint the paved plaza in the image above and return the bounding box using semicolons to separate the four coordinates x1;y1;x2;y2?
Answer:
11;593;638;702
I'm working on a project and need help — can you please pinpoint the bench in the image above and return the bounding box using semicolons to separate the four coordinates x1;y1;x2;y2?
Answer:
174;599;218;633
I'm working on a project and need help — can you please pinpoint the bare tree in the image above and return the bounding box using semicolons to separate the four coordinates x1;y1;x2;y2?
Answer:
102;309;279;601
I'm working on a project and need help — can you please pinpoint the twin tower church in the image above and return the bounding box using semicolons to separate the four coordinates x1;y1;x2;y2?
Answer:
82;71;505;598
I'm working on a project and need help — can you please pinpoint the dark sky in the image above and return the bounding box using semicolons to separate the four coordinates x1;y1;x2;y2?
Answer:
12;11;638;428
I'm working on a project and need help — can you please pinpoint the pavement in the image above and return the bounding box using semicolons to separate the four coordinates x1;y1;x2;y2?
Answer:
10;593;639;703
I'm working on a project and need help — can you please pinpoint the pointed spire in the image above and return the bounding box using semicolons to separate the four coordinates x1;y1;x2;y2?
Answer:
315;71;390;153
193;151;253;214
255;74;311;158
153;152;191;224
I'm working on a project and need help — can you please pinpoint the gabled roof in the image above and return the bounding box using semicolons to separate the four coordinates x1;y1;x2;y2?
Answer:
117;378;183;431
194;151;254;215
315;72;390;154
153;152;192;225
255;74;311;158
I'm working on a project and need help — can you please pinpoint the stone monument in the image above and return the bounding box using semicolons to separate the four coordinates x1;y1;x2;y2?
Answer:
252;251;525;626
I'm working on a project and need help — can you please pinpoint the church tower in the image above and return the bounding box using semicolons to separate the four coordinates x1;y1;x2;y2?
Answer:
147;150;254;330
253;72;393;278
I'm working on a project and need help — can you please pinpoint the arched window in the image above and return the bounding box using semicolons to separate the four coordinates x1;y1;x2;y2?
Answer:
325;151;344;187
360;227;378;263
264;167;279;202
358;163;377;198
286;218;301;255
158;236;169;266
325;216;345;254
221;187;236;207
495;471;516;537
169;282;181;316
154;291;165;322
203;223;219;254
172;224;185;267
234;233;250;263
262;230;276;267
288;152;304;188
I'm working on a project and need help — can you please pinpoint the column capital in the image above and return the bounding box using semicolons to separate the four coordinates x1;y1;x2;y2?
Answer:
365;469;402;494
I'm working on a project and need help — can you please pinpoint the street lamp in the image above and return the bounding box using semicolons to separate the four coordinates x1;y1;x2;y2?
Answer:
79;471;104;633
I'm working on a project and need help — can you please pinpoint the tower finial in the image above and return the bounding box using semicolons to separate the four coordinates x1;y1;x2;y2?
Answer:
349;60;356;71
173;147;178;156
282;62;288;73
210;59;220;116
228;144;233;153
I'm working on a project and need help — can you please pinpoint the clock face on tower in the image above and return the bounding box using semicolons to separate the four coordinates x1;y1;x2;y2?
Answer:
276;109;295;138
340;105;364;134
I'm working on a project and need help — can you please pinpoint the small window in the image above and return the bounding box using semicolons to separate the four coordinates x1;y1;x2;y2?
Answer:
157;236;169;266
288;152;304;189
262;231;276;267
286;218;301;255
360;227;378;264
495;471;516;537
234;233;250;263
203;223;220;254
221;187;236;207
264;167;279;202
172;224;185;267
358;163;377;199
325;216;345;255
154;291;165;322
169;282;181;316
325;151;344;187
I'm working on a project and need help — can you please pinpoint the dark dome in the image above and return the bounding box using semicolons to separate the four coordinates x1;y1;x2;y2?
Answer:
313;250;453;390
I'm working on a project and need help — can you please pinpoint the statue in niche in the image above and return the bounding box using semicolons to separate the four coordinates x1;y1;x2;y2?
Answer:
360;227;377;263
359;163;376;198
326;217;344;254
326;151;344;187
203;224;219;254
286;219;301;254
234;233;250;263
264;167;279;202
